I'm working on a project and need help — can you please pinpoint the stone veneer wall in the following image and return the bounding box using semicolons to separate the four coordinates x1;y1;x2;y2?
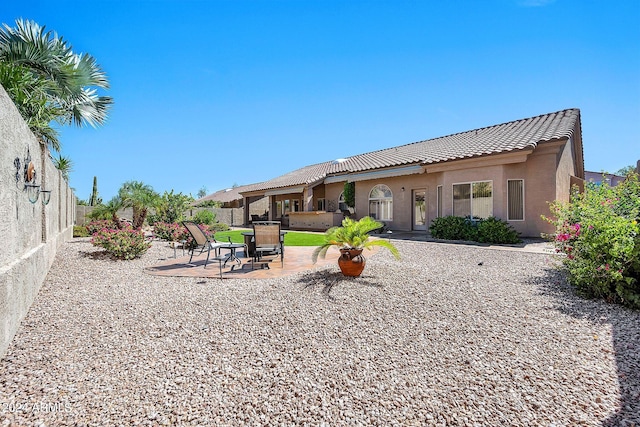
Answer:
0;85;75;358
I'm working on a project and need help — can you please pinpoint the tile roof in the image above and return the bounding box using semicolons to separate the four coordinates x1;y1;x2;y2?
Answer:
241;161;335;192
328;108;580;173
242;108;581;192
196;185;252;204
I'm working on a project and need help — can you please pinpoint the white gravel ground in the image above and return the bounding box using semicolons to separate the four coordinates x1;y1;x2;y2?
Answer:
1;238;639;426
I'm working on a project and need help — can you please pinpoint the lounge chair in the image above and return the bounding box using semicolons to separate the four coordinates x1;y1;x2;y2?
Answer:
251;221;284;269
182;221;228;278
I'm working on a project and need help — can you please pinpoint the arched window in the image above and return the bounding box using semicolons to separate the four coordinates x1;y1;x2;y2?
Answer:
338;192;347;212
369;184;393;221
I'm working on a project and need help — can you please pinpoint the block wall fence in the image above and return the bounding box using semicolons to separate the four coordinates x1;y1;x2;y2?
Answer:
0;85;75;358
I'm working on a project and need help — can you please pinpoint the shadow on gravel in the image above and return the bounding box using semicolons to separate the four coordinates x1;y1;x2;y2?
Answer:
296;269;382;301
529;267;640;426
79;249;115;261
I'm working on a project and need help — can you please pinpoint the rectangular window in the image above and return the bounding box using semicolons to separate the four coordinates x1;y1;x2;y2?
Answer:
317;198;326;211
293;199;300;212
437;185;443;218
507;179;524;221
276;201;282;218
284;199;290;214
369;200;393;221
452;181;493;219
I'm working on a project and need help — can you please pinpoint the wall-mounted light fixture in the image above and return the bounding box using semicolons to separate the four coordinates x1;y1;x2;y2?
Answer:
40;189;52;205
25;184;40;203
14;147;52;205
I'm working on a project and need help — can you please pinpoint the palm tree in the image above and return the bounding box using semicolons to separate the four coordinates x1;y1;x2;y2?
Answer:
0;19;113;150
119;181;158;230
53;154;73;181
88;196;124;227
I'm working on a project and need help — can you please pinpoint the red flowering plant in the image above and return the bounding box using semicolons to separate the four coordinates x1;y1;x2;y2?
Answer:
91;224;151;260
544;173;640;308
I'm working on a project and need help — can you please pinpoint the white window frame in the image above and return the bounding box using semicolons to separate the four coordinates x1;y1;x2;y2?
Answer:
369;184;393;221
436;185;443;218
507;179;525;221
451;180;493;219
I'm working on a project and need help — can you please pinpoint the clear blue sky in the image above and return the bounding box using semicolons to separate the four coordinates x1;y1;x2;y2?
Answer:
3;0;639;201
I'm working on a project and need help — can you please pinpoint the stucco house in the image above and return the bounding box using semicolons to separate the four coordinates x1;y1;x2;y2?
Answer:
239;108;585;237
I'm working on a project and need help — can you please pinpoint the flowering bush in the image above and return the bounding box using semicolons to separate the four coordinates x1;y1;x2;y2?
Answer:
86;220;117;235
91;225;151;260
153;222;189;242
545;173;640;308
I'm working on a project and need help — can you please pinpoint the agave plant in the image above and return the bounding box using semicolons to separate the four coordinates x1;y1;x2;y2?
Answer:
312;216;400;263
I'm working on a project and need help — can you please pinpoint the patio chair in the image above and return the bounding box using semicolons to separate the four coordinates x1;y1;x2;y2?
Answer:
182;221;228;278
251;221;284;269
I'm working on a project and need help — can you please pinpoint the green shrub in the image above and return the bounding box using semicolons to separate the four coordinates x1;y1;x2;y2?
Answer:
477;217;521;244
151;190;194;225
192;209;216;226
430;215;520;244
429;216;478;241
73;225;89;237
91;226;151;260
429;216;467;240
209;222;230;233
545;173;640;308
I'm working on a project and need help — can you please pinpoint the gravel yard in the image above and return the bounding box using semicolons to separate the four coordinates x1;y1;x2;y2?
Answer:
1;238;639;426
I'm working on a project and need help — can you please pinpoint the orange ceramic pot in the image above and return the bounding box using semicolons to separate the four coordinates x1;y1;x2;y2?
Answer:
338;248;366;277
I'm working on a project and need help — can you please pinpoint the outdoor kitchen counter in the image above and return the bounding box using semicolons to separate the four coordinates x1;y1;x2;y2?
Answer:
288;211;344;231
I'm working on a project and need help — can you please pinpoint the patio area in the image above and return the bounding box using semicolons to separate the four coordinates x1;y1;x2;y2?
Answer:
144;244;366;279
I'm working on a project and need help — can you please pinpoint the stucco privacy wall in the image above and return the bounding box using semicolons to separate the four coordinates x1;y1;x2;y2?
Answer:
0;85;75;358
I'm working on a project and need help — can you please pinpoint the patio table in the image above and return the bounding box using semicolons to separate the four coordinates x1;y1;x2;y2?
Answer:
218;242;245;268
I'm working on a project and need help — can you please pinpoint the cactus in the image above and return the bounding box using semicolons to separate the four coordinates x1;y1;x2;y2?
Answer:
89;176;101;206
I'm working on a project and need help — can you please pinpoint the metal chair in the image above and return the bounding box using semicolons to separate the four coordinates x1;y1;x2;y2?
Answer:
182;221;228;278
251;221;284;269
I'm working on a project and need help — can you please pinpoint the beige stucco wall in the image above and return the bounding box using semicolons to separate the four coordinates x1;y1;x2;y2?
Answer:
0;85;75;359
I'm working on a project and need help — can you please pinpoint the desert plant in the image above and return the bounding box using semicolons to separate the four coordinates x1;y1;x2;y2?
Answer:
53;154;73;181
0;19;112;151
87;196;124;225
312;216;400;263
88;176;101;206
118;181;158;230
91;225;151;260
